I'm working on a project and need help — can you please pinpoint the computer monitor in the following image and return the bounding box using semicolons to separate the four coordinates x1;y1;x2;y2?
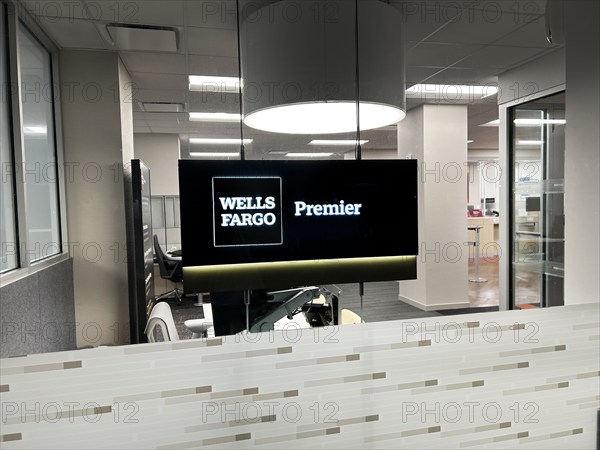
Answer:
526;196;541;212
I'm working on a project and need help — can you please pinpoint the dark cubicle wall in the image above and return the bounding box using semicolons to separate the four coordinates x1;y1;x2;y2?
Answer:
125;159;155;344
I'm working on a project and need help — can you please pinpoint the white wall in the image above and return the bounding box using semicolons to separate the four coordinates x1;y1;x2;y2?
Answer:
133;133;180;196
498;48;565;105
497;2;600;306
343;148;398;160
60;51;133;347
564;0;600;304
398;105;469;310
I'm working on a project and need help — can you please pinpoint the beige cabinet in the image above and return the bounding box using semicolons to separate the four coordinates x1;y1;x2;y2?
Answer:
467;217;499;257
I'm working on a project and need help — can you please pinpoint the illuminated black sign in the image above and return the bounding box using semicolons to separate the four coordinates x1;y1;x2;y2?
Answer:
180;160;418;267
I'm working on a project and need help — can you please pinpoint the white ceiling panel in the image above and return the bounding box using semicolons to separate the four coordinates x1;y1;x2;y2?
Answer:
188;91;241;112
113;1;185;26
405;66;443;85
137;112;187;122
133;89;188;103
149;126;189;133
21;0;184;25
130;72;188;90
38;19;109;49
494;20;555;48
425;10;526;45
187;54;238;77
459;45;551;70
407;42;484;67
184;0;237;29
120;52;187;75
468;1;546;19
423;67;499;84
185;26;238;57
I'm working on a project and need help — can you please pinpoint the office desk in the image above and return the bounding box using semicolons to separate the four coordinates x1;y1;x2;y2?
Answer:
166;249;181;261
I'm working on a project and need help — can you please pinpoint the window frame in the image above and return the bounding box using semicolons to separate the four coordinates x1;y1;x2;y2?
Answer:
0;0;68;286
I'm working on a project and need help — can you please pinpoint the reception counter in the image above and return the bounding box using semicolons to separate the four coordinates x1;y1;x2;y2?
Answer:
1;304;598;449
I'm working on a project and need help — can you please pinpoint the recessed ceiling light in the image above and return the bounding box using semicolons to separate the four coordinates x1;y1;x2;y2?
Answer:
514;119;566;126
407;84;499;100
189;138;253;145
190;152;240;158
285;152;334;158
517;140;545;145
189;76;241;92
480;119;500;127
309;140;369;146
189;112;241;122
106;24;178;52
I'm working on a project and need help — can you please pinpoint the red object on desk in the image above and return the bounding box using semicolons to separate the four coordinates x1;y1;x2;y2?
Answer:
470;209;483;217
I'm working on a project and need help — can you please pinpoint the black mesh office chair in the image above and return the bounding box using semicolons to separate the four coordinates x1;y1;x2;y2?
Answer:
153;235;184;302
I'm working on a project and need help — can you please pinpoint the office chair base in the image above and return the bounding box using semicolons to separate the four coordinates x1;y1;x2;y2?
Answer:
155;288;184;303
193;293;204;307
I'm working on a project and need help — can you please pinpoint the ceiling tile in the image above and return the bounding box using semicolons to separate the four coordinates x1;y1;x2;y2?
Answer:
184;0;237;29
184;26;238;57
425;9;525;45
133;89;189;103
37;19;109;49
405;67;443;85
407;42;484;67
423;67;499;84
113;1;185;26
494;20;555;48
120;52;187;75
187;54;238;77
137;112;187;122
130;72;188;91
21;1;185;26
459;46;550;70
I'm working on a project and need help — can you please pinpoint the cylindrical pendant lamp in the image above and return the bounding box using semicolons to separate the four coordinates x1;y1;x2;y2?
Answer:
240;0;405;134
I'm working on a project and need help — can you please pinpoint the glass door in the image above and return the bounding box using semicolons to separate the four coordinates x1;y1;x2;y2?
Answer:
509;92;565;309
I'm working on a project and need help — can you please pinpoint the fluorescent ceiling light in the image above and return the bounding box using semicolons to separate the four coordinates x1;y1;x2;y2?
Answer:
189;138;253;145
245;102;405;134
23;126;47;135
190;152;240;158
189;76;241;92
480;119;500;127
285;152;334;158
407;84;499;99
189;112;241;122
309;140;369;146
517;140;544;145
514;118;566;126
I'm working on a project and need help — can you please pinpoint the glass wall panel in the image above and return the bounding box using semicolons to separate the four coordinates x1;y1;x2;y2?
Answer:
18;24;60;262
510;92;565;308
0;5;18;272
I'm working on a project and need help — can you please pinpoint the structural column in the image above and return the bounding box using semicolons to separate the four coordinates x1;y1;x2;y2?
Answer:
60;51;134;346
397;104;469;311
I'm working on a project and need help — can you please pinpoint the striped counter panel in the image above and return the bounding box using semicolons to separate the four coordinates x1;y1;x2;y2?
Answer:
1;303;598;449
